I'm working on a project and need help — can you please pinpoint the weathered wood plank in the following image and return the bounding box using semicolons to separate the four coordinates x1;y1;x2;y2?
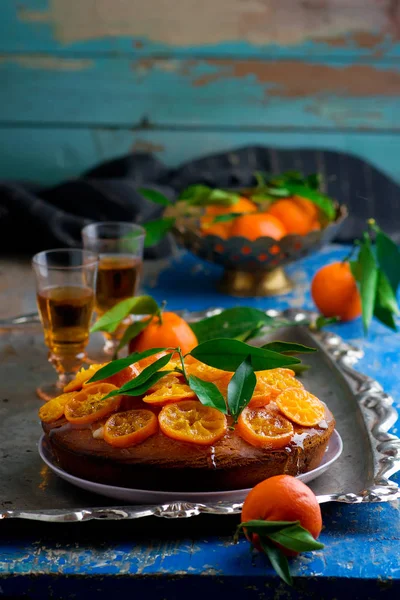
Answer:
1;56;400;130
2;0;400;59
1;126;400;185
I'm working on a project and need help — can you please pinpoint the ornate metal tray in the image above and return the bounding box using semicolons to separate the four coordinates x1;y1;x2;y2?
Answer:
0;308;399;522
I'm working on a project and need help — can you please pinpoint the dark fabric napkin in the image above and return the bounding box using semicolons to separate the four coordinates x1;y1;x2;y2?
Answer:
0;146;398;258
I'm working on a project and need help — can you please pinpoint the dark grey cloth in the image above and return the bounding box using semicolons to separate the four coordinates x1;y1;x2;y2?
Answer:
0;146;398;257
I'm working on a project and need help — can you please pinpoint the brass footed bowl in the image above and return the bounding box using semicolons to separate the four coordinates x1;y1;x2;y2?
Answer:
170;204;348;297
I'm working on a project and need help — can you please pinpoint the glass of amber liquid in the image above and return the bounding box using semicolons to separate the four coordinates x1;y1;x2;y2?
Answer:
82;222;145;355
32;249;98;400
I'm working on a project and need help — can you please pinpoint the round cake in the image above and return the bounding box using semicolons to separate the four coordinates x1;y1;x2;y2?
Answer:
40;360;335;492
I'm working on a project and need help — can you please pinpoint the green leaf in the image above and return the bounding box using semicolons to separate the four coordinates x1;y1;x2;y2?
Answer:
283;182;335;221
144;217;175;248
314;315;339;330
116;319;150;353
349;259;362;282
227;356;257;420
239;520;299;534
189;308;275;343
179;184;240;207
358;237;379;334
376;228;400;293
106;370;174;399
188;375;227;414
234;322;265;343
374;301;397;331
86;348;166;384
376;270;399;315
90;295;159;334
259;537;293;587
268;524;324;553
179;184;211;201
306;173;322;190
213;212;244;223
103;355;173;398
288;363;310;375
139;188;172;207
189;339;300;372
262;341;316;355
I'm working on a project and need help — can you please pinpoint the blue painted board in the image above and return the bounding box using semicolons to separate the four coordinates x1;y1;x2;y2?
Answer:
2;0;400;61
1;245;400;598
1;56;400;131
1;127;400;186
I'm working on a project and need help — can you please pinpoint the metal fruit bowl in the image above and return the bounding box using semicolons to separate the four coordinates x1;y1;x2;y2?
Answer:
170;204;348;297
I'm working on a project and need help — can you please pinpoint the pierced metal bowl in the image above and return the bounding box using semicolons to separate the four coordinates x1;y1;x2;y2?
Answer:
170;204;348;297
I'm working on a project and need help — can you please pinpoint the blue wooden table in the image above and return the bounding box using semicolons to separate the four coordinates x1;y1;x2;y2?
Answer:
1;244;399;599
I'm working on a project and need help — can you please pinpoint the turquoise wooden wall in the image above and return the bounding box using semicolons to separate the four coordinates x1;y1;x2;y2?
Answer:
2;0;400;184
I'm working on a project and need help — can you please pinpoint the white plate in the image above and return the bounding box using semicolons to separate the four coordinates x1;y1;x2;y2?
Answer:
38;430;342;505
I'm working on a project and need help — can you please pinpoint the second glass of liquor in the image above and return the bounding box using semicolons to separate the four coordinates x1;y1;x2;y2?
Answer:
82;222;145;355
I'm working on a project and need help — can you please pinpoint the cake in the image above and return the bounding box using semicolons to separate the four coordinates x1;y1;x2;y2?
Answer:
40;358;335;492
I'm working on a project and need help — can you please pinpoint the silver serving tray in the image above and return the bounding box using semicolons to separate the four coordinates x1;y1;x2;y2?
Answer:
0;308;399;522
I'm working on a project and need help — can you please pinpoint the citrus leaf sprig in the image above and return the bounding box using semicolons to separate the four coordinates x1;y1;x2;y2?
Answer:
253;170;335;221
85;338;315;420
236;520;324;586
91;300;324;361
348;220;400;333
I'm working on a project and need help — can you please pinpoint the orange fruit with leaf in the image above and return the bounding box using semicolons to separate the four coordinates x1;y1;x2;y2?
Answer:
143;374;196;406
311;261;362;322
241;474;322;556
129;312;198;356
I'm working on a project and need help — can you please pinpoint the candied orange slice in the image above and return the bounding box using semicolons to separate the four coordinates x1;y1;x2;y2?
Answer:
39;392;76;423
237;406;294;449
64;364;106;392
158;400;227;445
143;374;195;406
249;369;303;408
276;388;325;427
185;357;230;382
104;409;158;448
64;383;121;425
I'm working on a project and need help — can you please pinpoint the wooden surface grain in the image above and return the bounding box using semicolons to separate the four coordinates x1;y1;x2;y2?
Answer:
1;1;400;185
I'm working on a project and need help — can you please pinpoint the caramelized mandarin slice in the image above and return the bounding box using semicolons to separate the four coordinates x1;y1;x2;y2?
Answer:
104;409;158;448
63;364;107;393
158;400;227;445
248;368;302;408
237;406;294;449
39;392;76;423
276;388;325;427
143;374;196;406
184;357;230;382
64;383;121;425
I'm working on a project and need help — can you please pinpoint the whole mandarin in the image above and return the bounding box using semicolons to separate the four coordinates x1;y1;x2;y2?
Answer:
311;261;361;321
241;474;322;556
129;311;198;355
267;198;314;235
230;213;287;241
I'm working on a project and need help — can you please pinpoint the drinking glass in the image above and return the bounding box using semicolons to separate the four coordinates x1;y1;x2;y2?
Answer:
82;222;145;356
32;249;98;401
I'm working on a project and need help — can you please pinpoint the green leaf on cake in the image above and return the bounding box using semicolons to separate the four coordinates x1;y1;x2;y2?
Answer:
188;375;227;414
189;339;300;372
227;356;257;422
